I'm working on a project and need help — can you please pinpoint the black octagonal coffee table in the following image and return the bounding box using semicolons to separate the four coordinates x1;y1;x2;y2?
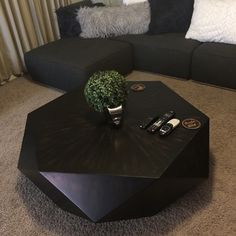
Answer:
18;81;209;223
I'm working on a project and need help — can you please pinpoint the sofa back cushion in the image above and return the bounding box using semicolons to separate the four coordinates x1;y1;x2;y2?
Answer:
56;0;104;38
148;0;194;34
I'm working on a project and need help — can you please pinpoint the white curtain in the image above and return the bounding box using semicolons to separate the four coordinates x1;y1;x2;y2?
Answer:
0;0;72;85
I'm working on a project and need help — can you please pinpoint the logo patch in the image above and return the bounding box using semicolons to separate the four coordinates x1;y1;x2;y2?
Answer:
182;118;201;130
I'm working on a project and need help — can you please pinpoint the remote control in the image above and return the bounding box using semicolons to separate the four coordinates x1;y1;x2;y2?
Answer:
147;111;175;133
139;116;159;129
159;118;180;136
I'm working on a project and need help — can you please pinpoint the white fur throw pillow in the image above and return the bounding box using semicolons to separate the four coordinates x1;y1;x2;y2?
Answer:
77;2;150;38
186;0;236;45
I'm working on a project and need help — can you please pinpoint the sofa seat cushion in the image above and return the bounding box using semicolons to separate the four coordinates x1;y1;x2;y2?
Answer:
25;38;133;91
192;43;236;89
114;33;201;79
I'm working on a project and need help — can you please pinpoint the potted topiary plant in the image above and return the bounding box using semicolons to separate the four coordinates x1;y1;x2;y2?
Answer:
84;70;128;127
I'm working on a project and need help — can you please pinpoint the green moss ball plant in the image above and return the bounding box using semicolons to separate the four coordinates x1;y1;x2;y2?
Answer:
84;71;128;113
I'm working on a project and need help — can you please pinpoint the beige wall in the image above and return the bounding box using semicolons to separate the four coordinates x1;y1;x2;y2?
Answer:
123;0;146;3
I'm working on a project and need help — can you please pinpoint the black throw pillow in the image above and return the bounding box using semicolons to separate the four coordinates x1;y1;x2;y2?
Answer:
56;1;105;38
148;0;194;34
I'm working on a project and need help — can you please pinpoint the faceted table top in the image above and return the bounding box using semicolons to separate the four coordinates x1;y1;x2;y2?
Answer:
23;81;208;178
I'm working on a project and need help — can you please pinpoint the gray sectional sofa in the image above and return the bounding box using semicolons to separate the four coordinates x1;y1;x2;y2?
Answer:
25;1;236;91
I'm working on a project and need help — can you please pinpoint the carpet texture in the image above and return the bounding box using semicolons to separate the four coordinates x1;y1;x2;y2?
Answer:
0;71;235;236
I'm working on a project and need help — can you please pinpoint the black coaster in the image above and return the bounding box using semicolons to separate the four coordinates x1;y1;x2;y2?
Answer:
131;83;146;92
182;118;202;130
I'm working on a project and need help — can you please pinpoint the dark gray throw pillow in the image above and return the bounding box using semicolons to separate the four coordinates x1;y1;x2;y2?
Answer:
148;0;194;34
56;0;105;38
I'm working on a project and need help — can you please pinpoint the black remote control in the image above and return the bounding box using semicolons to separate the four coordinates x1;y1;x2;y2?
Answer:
139;116;159;129
147;111;175;133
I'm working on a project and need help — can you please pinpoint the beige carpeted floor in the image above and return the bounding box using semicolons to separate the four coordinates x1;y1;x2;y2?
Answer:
0;71;236;236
